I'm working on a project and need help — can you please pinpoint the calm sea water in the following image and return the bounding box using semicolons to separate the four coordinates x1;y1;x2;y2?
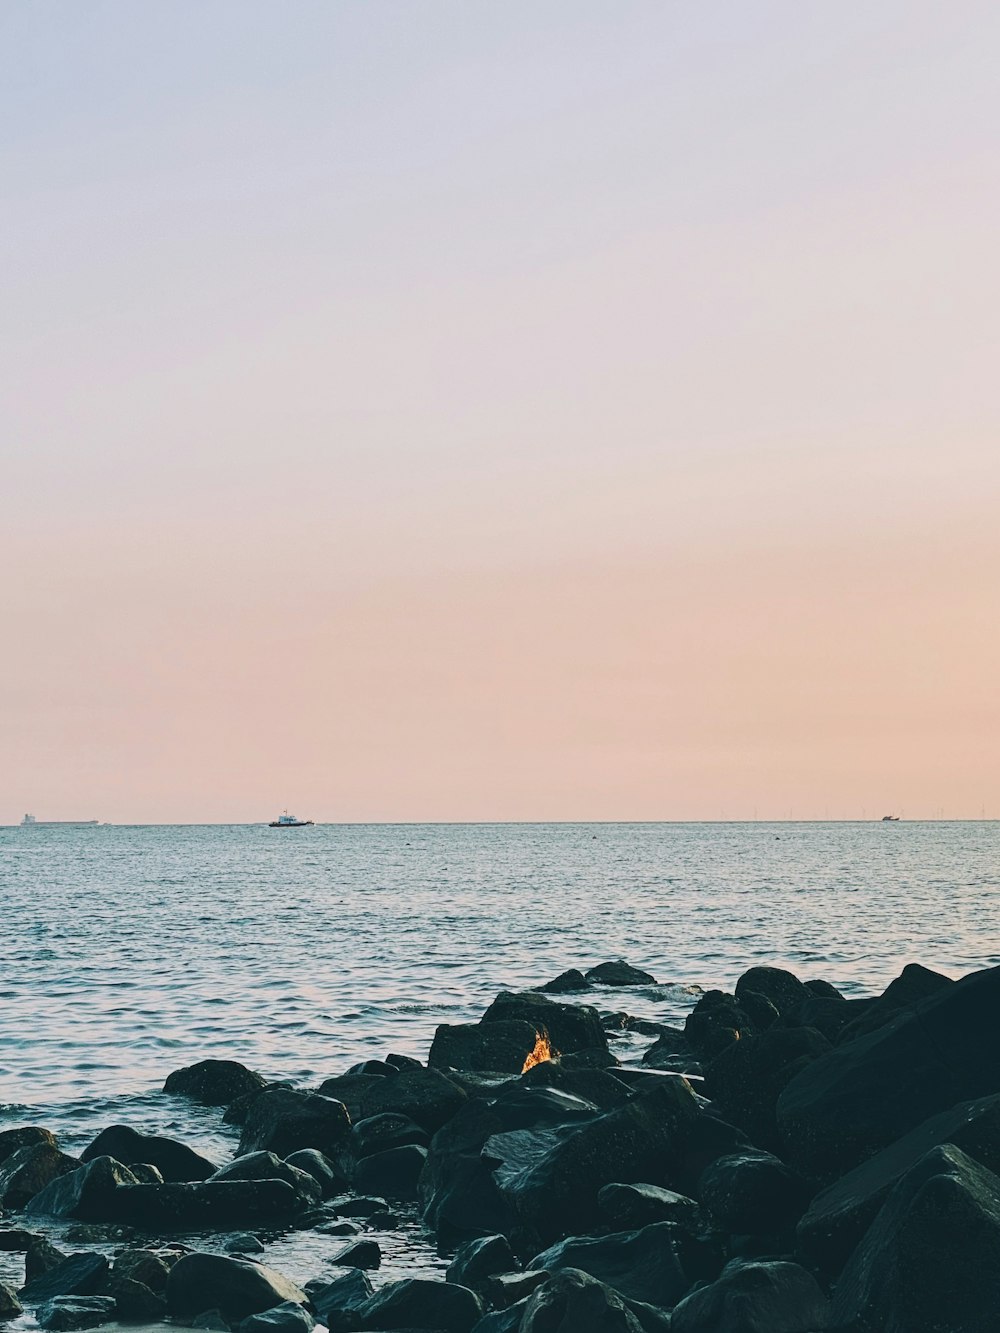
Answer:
1;821;998;1295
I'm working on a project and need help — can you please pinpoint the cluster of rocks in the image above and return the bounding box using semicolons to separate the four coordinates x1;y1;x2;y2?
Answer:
3;957;1000;1331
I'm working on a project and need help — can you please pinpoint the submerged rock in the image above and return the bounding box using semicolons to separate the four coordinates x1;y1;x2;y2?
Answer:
164;1059;267;1106
330;1238;380;1269
585;962;658;987
537;969;590;994
111;1179;300;1230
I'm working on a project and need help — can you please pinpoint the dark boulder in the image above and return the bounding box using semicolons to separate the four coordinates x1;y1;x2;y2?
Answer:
670;1259;830;1332
20;1253;109;1306
81;1125;216;1182
351;1113;429;1160
585;962;658;987
385;1052;423;1071
598;1182;707;1233
684;992;756;1060
520;1062;633;1109
798;1091;1000;1273
777;963;1000;1176
0;1228;37;1250
330;1195;387;1217
210;1151;322;1203
34;1296;116;1331
237;1301;315;1333
353;1143;427;1200
446;1234;516;1290
111;1248;172;1293
305;1268;373;1330
537;969;590;994
0;1128;57;1167
481;992;608;1058
24;1158;139;1220
794;996;871;1044
351;1277;482;1332
166;1253;306;1323
331;1238;380;1269
734;966;810;1019
111;1179;300;1230
0;1143;80;1210
356;1066;467;1135
529;1222;696;1308
345;1060;396;1077
25;1238;70;1282
697;1151;811;1235
315;1075;385;1123
837;963;956;1045
284;1148;344;1196
238;1089;351;1159
831;1144;1000;1333
514;1267;671;1333
164;1059;267;1105
106;1275;166;1321
0;1283;23;1321
429;1021;546;1074
804;978;845;999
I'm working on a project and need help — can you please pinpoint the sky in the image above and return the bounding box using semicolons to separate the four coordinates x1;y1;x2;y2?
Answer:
2;1;999;823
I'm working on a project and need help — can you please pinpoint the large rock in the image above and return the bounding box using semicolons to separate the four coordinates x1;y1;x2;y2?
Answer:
350;1113;429;1160
670;1259;830;1332
24;1157;139;1221
446;1234;516;1291
585;962;658;987
684;992;756;1060
704;1026;831;1151
697;1152;811;1235
499;1078;701;1244
25;1238;69;1282
350;1277;482;1332
734;966;810;1020
237;1089;351;1159
777;963;1000;1176
355;1066;467;1134
514;1268;671;1333
166;1253;306;1323
105;1275;166;1321
315;1075;386;1123
597;1182;706;1233
20;1254;110;1306
81;1125;216;1182
353;1144;427;1199
284;1148;344;1196
0;1128;57;1167
529;1222;696;1307
210;1152;322;1203
34;1296;116;1331
429;1021;547;1074
164;1059;267;1105
797;1091;1000;1273
111;1179;300;1230
0;1143;80;1210
237;1301;314;1333
0;1283;22;1320
482;992;609;1057
112;1249;172;1294
831;1145;1000;1333
537;970;590;994
306;1268;372;1330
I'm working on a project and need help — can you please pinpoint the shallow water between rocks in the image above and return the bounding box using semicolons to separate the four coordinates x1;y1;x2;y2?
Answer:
2;820;999;1325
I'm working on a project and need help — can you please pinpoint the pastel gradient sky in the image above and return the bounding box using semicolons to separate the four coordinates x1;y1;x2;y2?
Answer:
3;3;999;823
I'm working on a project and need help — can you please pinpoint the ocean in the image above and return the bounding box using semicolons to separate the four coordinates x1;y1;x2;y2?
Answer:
2;820;999;1297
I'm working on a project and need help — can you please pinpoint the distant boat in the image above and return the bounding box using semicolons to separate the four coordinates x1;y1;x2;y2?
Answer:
881;814;900;822
21;814;99;826
268;811;314;828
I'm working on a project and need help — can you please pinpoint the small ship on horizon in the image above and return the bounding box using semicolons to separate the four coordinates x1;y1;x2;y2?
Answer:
21;814;101;826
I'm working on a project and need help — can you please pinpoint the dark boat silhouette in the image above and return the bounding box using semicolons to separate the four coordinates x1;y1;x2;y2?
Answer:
268;811;314;828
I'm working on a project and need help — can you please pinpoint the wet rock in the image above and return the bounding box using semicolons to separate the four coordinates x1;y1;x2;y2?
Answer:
385;1052;423;1071
684;992;756;1060
24;1157;139;1220
804;978;844;999
480;1269;548;1310
537;969;590;994
585;961;658;987
166;1253;307;1323
520;1062;633;1109
429;1021;546;1075
330;1195;387;1217
697;1151;811;1235
0;1284;23;1321
25;1238;70;1282
0;1229;37;1251
777;962;1000;1176
482;992;609;1058
128;1163;164;1184
514;1268;671;1333
350;1113;430;1160
238;1301;315;1333
314;1075;386;1122
734;966;810;1020
111;1179;300;1230
35;1296;117;1331
82;1125;216;1182
224;1234;265;1255
356;1066;468;1135
831;1144;1000;1333
836;963;955;1046
20;1253;110;1306
446;1234;516;1290
106;1275;166;1320
346;1060;397;1078
111;1248;172;1293
704;1026;831;1152
560;1048;620;1070
211;1152;322;1204
530;1221;696;1308
316;1220;361;1237
238;1089;352;1160
191;1311;229;1330
0;1128;58;1167
331;1238;380;1269
284;1149;344;1196
794;996;871;1044
670;1259;830;1333
164;1059;267;1106
353;1144;427;1200
361;1209;399;1229
597;1182;706;1233
0;1143;81;1210
352;1277;483;1332
798;1091;1000;1274
306;1268;373;1331
640;1027;693;1072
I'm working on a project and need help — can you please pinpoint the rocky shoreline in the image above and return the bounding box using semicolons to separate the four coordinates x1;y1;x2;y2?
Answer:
3;957;1000;1332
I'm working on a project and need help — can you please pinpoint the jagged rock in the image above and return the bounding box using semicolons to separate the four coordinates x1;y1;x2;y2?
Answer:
353;1144;427;1200
35;1296;117;1331
238;1089;352;1159
354;1066;467;1134
128;1163;163;1184
585;962;658;987
670;1259;830;1332
284;1149;344;1196
111;1179;300;1230
734;966;810;1019
106;1275;166;1320
210;1152;322;1203
684;992;756;1060
446;1234;516;1290
24;1157;139;1220
0;1128;57;1167
111;1248;172;1293
20;1253;110;1306
237;1301;315;1333
537;970;590;994
529;1222;698;1308
797;1091;1000;1273
25;1239;70;1281
166;1253;306;1322
429;1021;546;1074
350;1113;430;1160
351;1277;483;1332
0;1143;80;1209
597;1182;706;1233
164;1059;267;1105
315;1075;385;1122
0;1283;23;1321
482;992;609;1058
697;1151;811;1235
331;1238;380;1269
777;963;1000;1176
831;1145;1000;1333
81;1125;216;1182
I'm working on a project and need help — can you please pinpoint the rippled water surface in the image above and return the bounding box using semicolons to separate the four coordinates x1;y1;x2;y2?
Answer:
1;821;999;1306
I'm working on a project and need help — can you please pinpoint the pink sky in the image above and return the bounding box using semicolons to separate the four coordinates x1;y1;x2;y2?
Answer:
3;3;999;822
